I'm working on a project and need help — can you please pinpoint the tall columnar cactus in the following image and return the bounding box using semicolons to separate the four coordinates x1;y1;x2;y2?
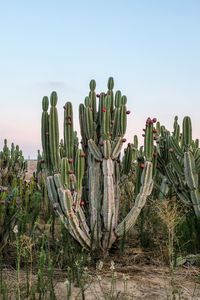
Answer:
157;116;200;217
41;78;155;253
41;96;51;173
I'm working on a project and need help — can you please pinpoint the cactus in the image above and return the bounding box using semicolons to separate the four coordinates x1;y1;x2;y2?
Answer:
157;116;200;217
0;140;28;245
0;140;26;187
41;78;155;253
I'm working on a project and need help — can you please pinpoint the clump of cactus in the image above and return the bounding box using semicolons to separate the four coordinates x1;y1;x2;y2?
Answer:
156;116;200;217
0;140;27;245
41;77;156;253
0;139;27;188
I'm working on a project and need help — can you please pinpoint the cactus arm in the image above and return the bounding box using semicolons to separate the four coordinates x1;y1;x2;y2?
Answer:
102;159;116;249
60;189;91;249
64;102;74;159
49;92;60;172
182;116;192;148
41;97;52;173
184;151;200;216
88;154;102;249
116;161;153;236
88;139;103;161
111;138;123;159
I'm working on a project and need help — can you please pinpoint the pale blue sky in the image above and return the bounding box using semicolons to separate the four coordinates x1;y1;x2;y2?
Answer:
0;1;200;158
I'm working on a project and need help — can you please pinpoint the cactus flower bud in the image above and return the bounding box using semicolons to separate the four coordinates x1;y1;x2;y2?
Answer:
80;152;86;157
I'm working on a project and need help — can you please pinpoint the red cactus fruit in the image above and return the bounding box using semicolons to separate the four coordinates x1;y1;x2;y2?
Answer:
96;94;100;98
122;138;126;143
152;118;157;123
68;159;73;164
142;134;145;137
140;163;145;169
153;129;157;133
102;107;107;113
80;201;85;206
126;110;131;115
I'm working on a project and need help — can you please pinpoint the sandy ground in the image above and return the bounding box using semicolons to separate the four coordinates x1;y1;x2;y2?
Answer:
2;264;200;299
54;265;200;299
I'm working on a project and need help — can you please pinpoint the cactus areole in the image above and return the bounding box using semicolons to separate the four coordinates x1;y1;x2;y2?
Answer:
41;77;154;253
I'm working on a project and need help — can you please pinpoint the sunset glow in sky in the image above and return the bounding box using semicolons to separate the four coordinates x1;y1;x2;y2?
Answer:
0;1;200;158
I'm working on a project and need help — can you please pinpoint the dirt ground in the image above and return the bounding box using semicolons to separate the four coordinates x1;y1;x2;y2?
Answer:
55;265;200;299
2;262;200;299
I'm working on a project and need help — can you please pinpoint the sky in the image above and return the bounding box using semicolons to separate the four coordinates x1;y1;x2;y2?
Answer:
0;0;200;158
